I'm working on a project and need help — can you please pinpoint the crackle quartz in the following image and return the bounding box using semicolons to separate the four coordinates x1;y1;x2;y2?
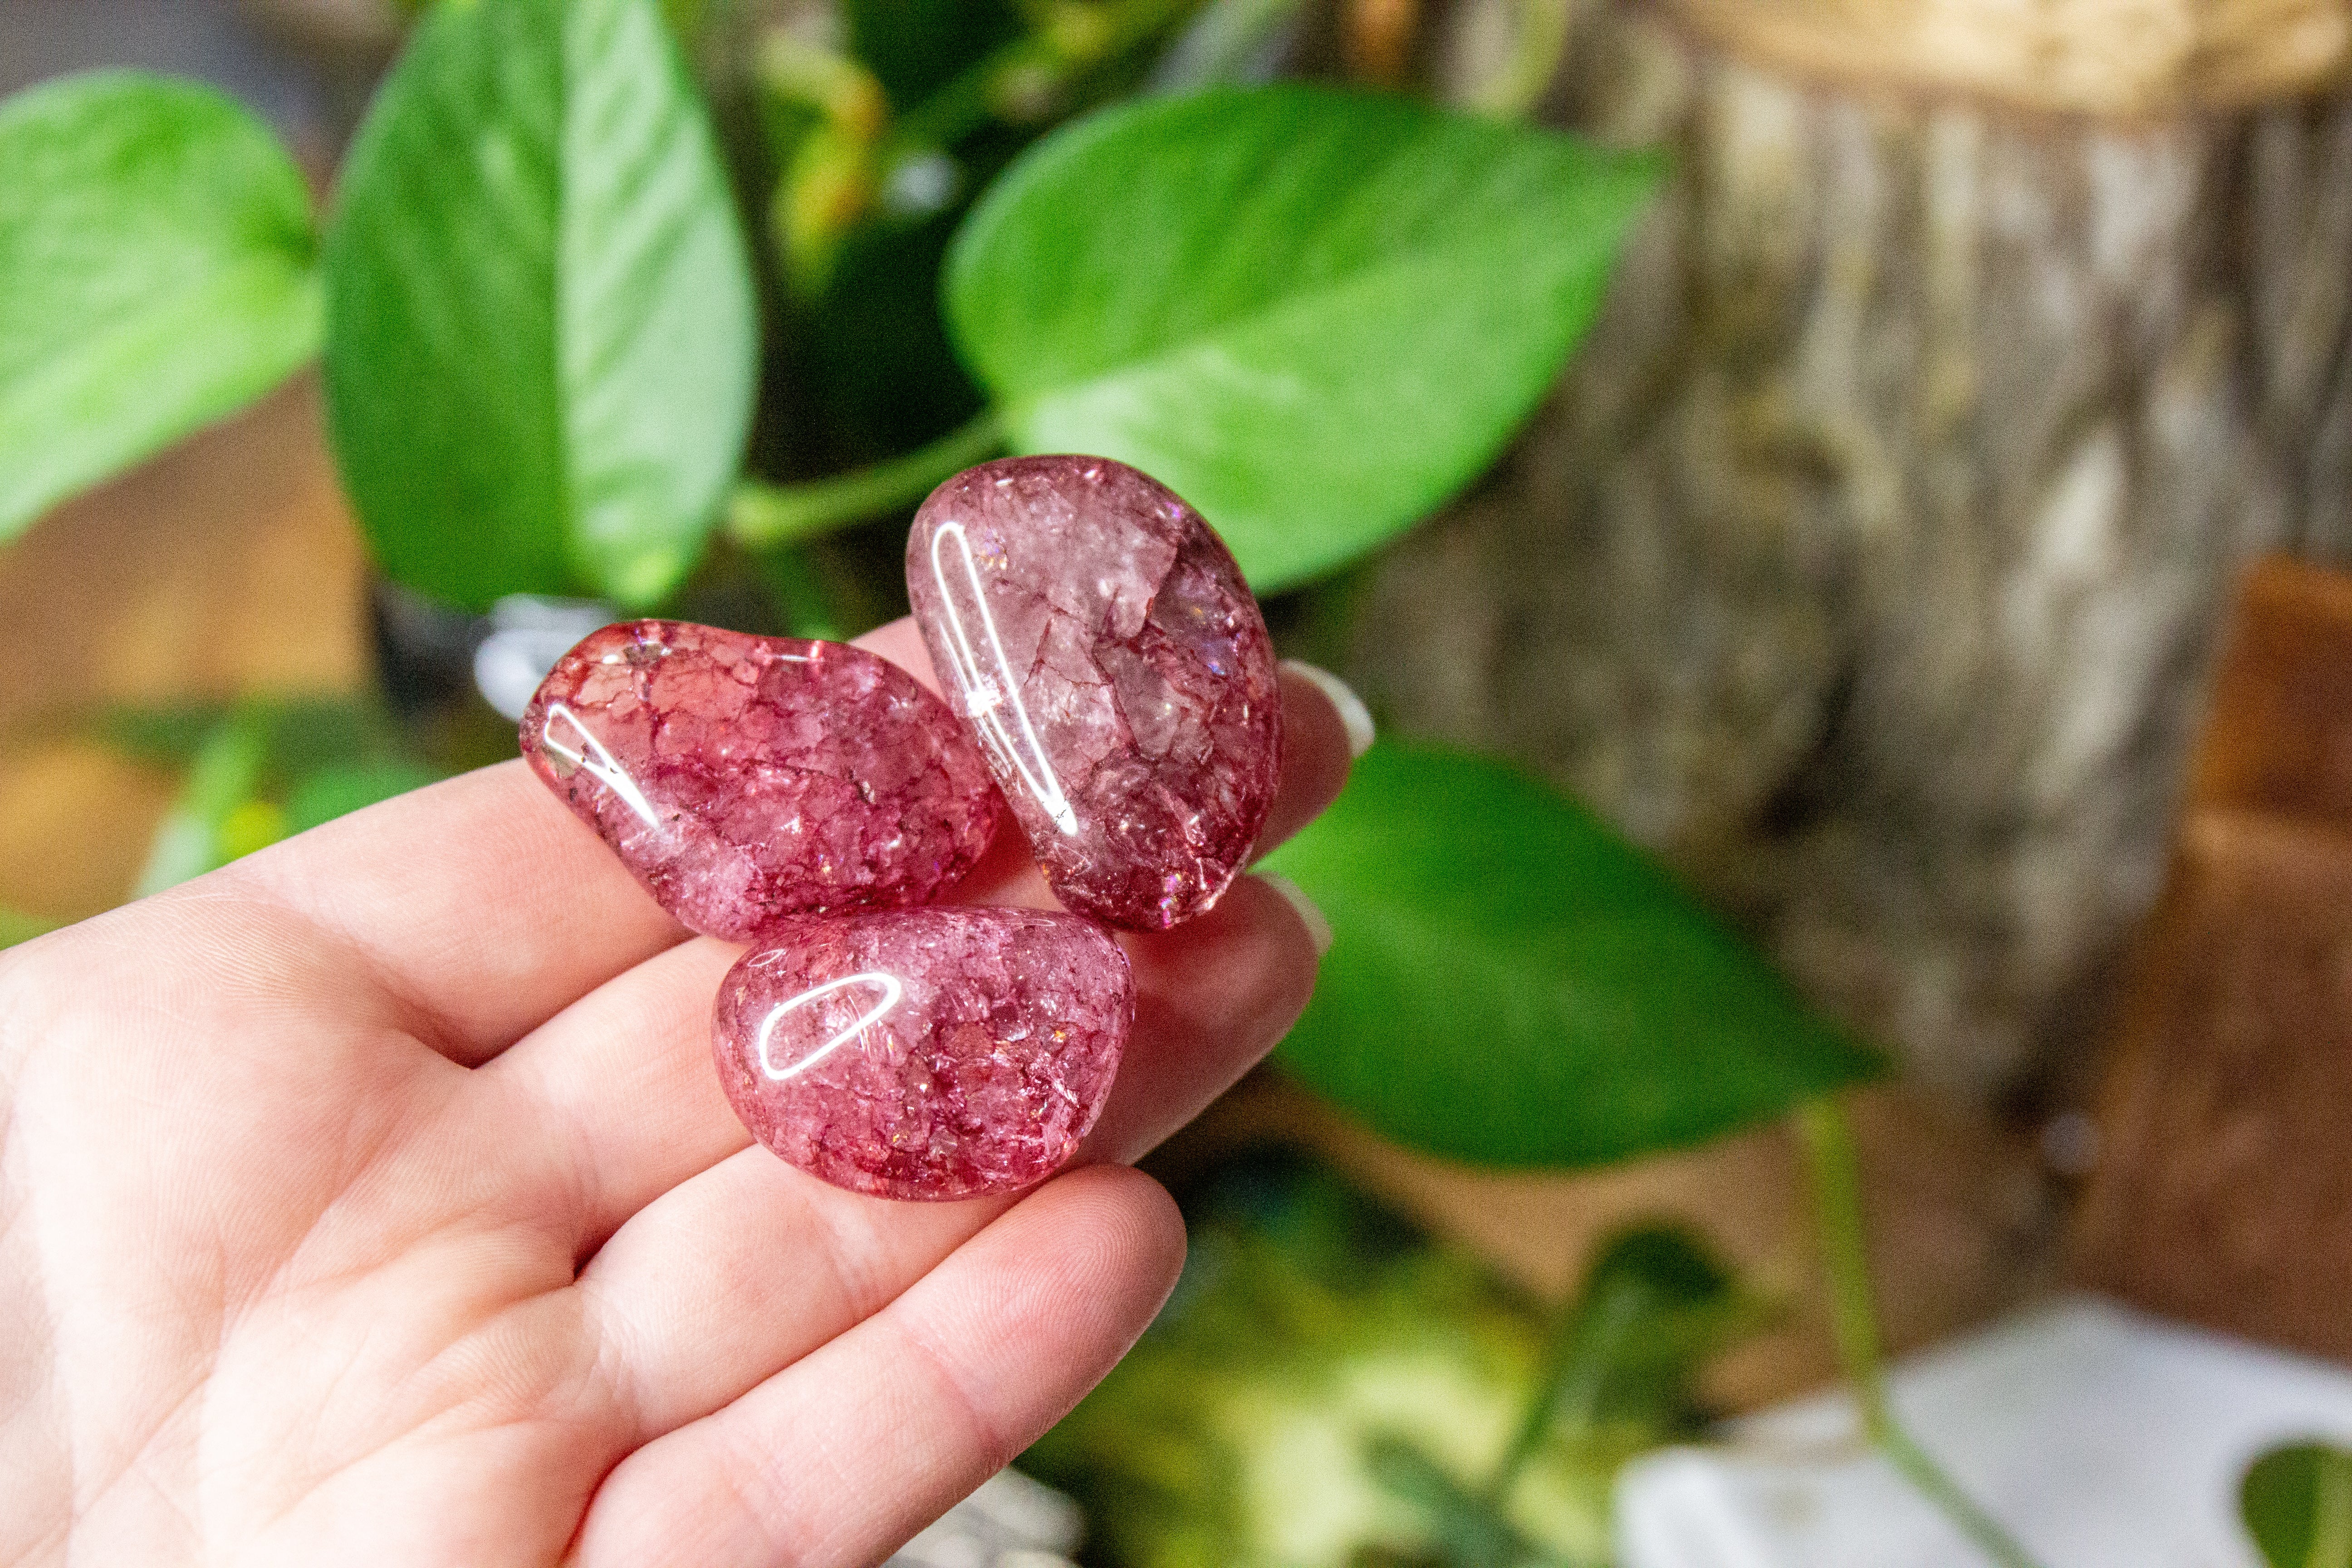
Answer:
906;456;1282;930
521;621;999;940
713;907;1133;1200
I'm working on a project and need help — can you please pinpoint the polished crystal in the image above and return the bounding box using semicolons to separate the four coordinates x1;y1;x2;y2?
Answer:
907;456;1282;930
713;907;1133;1199
521;620;1000;940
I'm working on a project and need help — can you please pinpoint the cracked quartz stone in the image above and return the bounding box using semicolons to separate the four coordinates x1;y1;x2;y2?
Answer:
906;456;1283;931
713;907;1133;1200
521;621;1000;941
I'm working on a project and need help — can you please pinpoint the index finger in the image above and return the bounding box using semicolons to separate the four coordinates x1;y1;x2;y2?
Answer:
200;619;952;1063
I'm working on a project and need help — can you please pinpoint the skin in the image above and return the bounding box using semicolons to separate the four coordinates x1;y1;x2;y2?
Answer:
0;618;1357;1568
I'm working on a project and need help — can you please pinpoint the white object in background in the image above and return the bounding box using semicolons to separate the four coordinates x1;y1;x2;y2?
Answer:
471;594;614;721
1617;1295;2352;1568
888;1468;1084;1568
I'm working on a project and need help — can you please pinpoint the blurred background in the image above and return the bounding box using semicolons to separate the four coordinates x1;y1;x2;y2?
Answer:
9;0;2352;1561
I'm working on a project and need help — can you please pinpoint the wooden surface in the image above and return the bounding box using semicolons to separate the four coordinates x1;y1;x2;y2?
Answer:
2073;557;2352;1366
0;377;368;923
2187;557;2352;821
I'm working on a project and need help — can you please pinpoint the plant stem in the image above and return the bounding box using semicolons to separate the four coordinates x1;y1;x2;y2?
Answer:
1464;0;1573;120
1793;1097;2051;1568
726;411;1006;549
1364;1432;1549;1568
754;544;852;642
894;0;1198;151
1483;1276;1640;1503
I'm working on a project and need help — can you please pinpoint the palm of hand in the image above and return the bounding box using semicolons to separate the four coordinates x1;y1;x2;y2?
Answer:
0;623;1349;1567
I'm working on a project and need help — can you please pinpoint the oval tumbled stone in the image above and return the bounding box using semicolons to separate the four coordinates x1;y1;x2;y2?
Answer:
520;620;1000;941
906;456;1283;931
713;907;1133;1200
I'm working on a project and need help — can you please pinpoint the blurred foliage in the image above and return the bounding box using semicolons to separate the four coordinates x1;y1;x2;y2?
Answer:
730;0;1197;483
1496;1228;1764;1478
324;0;759;610
0;72;319;542
1262;742;1883;1166
2244;1441;2352;1568
104;698;446;895
1025;1157;1759;1568
943;86;1660;589
0;906;60;951
284;761;445;833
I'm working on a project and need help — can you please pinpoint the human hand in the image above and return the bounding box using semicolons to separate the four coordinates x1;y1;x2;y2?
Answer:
0;619;1359;1567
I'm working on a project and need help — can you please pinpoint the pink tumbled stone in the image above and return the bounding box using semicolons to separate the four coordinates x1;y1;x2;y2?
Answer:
906;456;1283;931
713;907;1133;1200
521;620;1000;940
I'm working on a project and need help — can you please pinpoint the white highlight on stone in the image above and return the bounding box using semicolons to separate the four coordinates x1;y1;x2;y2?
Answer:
757;971;905;1082
928;519;1082;835
538;703;662;830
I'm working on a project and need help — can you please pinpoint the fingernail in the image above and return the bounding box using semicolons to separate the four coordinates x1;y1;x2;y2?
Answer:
1258;873;1333;958
1280;660;1375;760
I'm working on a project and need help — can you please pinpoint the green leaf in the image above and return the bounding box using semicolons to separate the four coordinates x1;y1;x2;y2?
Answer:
2244;1442;2352;1568
946;85;1660;591
1259;743;1883;1167
324;0;758;612
0;906;62;951
0;72;320;543
285;761;444;834
844;0;1023;107
134;705;275;897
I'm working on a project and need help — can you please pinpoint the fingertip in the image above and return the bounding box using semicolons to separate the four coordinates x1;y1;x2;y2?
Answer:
1280;659;1375;759
570;1165;1187;1568
851;617;941;696
1034;1163;1187;1315
1259;663;1362;857
1256;872;1333;959
1085;876;1320;1165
